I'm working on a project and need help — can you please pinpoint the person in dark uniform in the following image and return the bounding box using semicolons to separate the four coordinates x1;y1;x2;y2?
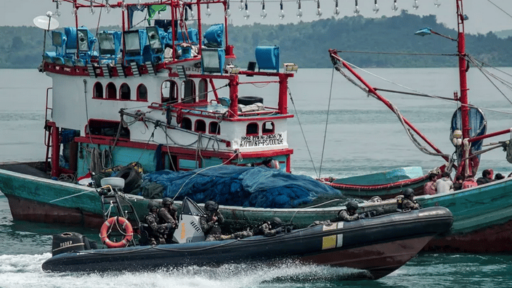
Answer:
200;201;230;241
145;202;166;245
331;201;361;222
252;217;291;237
158;197;178;243
399;188;420;211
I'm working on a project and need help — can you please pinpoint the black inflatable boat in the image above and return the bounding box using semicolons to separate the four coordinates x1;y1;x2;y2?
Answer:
42;206;452;280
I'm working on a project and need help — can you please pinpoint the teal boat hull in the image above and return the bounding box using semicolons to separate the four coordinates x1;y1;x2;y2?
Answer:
1;167;512;253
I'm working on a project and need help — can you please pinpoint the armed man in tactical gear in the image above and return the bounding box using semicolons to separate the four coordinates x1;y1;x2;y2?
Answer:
253;217;292;237
331;201;361;222
144;202;166;245
399;188;420;212
158;197;178;243
200;201;229;241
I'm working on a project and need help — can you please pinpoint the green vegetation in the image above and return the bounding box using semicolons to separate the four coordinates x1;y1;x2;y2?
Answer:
1;11;511;69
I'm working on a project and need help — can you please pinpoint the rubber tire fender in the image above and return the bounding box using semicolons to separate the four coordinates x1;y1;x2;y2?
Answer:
116;166;141;193
238;96;264;106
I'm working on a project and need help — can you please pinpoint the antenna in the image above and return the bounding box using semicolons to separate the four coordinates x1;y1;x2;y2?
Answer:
33;12;60;30
33;12;60;62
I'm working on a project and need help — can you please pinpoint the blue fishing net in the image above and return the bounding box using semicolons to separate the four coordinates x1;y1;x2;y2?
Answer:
140;166;342;208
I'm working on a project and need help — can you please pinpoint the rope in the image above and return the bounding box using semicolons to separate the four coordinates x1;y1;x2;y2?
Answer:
467;55;512;106
50;190;95;203
487;0;512;20
318;67;335;178
336;50;458;57
287;87;318;178
334;61;448;159
172;151;240;201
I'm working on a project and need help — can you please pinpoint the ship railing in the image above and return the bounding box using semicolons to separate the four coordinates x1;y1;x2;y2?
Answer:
149;102;281;118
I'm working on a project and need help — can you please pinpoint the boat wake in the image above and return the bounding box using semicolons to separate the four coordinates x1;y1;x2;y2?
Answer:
0;254;369;288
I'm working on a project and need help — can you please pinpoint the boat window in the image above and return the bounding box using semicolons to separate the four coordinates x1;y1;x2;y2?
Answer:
246;122;259;136
120;83;131;100
262;121;275;135
106;82;117;99
198;79;208;101
178;158;199;170
209;121;220;135
195;120;206;133
161;80;178;103
181;117;192;130
137;84;148;101
182;79;196;104
93;82;103;98
87;119;130;139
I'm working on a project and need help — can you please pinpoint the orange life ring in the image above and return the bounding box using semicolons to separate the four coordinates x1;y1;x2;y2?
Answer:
99;217;133;248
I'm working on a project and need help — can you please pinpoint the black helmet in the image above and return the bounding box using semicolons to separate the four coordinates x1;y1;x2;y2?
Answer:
147;201;158;212
346;201;359;212
204;201;219;212
270;217;283;228
162;197;174;207
403;188;415;199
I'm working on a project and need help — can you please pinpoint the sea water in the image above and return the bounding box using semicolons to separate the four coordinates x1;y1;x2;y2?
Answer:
1;68;512;287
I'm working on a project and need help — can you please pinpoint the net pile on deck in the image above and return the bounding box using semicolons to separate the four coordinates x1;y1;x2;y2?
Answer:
139;166;342;208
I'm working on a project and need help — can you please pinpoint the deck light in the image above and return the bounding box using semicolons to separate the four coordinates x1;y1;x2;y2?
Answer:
279;0;285;19
316;0;322;17
392;0;398;11
106;0;112;13
333;0;339;17
226;0;231;17
54;1;61;17
434;0;441;8
413;0;419;10
414;27;456;41
244;0;250;19
297;0;303;18
354;0;360;15
373;0;379;13
206;3;212;17
261;0;267;18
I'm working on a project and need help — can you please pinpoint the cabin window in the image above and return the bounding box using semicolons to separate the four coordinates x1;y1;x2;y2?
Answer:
93;82;103;98
195;120;206;133
161;80;178;103
181;117;192;130
209;121;220;135
198;79;208;101
178;158;199;170
262;121;275;135
137;84;148;101
87;119;130;139
120;83;131;100
182;79;196;104
106;82;117;99
246;122;259;136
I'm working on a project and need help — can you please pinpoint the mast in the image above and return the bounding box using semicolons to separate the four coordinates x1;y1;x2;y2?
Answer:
456;0;472;176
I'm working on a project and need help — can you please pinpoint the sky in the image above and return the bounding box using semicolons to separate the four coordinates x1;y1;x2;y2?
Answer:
6;0;512;34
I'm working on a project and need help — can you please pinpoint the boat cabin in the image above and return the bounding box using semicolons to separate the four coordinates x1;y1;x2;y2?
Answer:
40;0;296;178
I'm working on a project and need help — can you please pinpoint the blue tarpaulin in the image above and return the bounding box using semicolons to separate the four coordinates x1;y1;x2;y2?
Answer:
140;166;342;208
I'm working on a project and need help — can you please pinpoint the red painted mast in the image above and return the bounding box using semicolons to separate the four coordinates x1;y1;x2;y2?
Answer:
456;0;473;176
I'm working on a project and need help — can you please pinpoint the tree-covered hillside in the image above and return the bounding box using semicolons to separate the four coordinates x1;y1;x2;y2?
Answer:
1;11;510;69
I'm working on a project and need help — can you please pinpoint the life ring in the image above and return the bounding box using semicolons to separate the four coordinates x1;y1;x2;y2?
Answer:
99;217;133;248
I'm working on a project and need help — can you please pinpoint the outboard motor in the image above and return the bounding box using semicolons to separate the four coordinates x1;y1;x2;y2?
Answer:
172;197;205;243
52;232;97;256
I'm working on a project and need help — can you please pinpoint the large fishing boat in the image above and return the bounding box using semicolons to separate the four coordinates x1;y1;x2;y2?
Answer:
0;0;425;225
2;0;512;254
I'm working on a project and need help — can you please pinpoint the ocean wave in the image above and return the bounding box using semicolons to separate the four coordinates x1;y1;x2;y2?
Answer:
0;255;368;288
